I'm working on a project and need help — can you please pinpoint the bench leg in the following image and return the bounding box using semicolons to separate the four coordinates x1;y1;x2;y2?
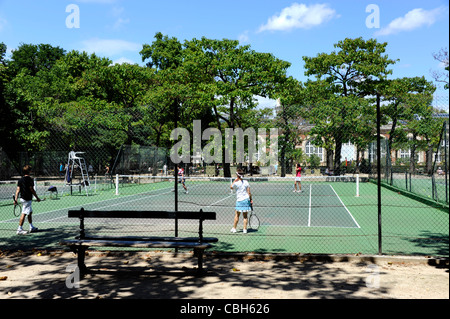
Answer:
194;248;205;275
71;246;88;275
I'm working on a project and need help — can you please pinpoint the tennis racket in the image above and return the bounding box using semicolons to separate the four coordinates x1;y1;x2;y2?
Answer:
248;202;260;230
13;195;22;217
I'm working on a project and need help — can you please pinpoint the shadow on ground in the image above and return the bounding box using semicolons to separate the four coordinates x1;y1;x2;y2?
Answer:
0;250;399;299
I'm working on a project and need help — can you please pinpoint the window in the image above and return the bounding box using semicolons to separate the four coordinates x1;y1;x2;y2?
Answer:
305;141;323;161
399;149;410;159
435;139;449;163
399;148;422;163
341;141;356;161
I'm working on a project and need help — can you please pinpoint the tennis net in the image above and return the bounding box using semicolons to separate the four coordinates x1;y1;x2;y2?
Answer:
114;174;363;200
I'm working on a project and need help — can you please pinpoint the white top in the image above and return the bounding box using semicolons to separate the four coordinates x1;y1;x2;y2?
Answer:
232;179;250;202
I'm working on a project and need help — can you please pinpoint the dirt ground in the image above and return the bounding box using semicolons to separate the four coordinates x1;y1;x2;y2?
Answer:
0;250;448;301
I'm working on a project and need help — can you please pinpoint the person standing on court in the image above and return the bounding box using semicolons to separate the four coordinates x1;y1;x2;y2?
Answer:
14;165;42;235
230;169;253;234
294;163;302;193
59;162;64;178
178;165;188;194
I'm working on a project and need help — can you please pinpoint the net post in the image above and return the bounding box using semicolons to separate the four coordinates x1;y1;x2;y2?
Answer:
355;174;360;197
115;174;119;195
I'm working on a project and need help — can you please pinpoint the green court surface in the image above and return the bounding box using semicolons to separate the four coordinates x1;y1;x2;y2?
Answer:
390;173;448;205
0;177;448;257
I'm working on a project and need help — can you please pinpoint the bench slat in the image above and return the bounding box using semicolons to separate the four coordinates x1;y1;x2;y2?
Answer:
61;209;218;275
76;235;218;243
60;239;212;249
68;210;216;220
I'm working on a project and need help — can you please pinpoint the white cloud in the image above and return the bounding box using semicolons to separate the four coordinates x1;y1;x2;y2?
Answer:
81;38;141;56
112;57;136;65
75;0;117;3
109;6;129;30
258;3;337;32
238;31;250;43
438;60;449;69
375;7;444;36
113;17;130;30
255;95;277;109
111;6;125;16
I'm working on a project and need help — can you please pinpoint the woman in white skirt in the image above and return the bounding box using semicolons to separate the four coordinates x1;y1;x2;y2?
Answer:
294;163;302;193
230;169;253;234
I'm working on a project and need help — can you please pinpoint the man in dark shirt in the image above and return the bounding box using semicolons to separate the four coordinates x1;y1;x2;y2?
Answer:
14;165;42;235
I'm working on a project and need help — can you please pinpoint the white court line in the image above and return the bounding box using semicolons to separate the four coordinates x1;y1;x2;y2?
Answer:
34;186;176;223
95;190;174;210
205;194;234;208
41;183;230;224
329;185;360;228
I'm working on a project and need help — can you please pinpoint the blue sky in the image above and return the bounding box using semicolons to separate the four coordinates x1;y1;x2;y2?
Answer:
1;0;449;108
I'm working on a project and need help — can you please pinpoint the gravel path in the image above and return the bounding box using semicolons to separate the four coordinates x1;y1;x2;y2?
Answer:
0;250;448;300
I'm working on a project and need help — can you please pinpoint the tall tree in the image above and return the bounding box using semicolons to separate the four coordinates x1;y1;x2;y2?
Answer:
302;37;397;174
7;43;65;77
141;33;215;170
0;43;10;148
185;37;291;176
380;76;435;173
2;44;66;154
277;77;307;176
431;47;449;90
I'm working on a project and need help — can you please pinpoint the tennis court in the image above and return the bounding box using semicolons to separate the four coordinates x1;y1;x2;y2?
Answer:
0;175;448;256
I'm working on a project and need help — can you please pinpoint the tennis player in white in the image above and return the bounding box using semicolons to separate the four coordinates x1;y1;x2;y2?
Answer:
177;165;188;194
230;169;253;234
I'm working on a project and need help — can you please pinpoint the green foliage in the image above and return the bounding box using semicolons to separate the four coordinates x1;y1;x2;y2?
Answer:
307;154;321;169
0;36;445;178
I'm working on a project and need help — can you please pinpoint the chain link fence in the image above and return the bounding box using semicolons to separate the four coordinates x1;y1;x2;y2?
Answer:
1;96;448;258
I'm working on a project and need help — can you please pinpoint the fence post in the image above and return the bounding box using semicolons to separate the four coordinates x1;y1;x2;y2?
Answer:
174;101;179;240
376;93;382;255
405;171;408;191
444;120;448;204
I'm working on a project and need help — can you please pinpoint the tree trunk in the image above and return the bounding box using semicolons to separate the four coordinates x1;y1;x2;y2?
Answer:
334;137;342;175
326;148;334;171
426;143;433;176
409;133;417;175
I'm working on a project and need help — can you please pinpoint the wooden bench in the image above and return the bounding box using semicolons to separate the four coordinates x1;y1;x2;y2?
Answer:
60;208;218;275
